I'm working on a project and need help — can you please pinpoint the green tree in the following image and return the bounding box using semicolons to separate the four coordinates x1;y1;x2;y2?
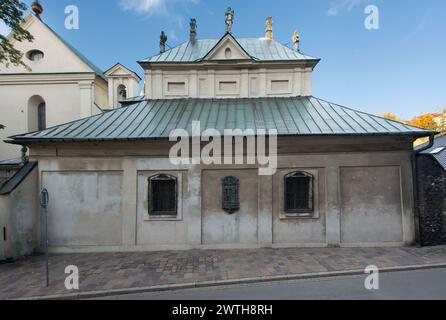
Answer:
0;124;4;129
0;0;34;70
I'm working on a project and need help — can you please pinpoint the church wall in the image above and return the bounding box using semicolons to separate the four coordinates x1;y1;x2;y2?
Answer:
0;14;110;160
0;81;83;160
2;16;92;75
145;67;313;99
27;137;415;252
94;78;109;111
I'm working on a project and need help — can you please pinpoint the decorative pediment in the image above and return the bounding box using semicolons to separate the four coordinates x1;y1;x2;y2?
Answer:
104;63;141;80
203;33;252;61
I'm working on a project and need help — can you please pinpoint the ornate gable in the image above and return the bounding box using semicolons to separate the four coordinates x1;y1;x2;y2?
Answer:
203;33;252;61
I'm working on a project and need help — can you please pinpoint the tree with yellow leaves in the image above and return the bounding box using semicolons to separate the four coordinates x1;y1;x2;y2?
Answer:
383;112;398;121
408;114;438;131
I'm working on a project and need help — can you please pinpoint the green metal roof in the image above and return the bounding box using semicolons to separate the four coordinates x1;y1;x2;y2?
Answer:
139;36;318;64
8;96;433;144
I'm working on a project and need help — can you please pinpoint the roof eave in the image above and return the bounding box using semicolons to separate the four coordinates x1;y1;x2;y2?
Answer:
138;58;320;69
6;131;435;146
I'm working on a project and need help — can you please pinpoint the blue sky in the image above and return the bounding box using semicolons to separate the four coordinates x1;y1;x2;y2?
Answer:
3;0;446;119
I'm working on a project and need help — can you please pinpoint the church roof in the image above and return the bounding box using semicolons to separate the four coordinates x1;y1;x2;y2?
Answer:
7;96;433;144
139;36;319;64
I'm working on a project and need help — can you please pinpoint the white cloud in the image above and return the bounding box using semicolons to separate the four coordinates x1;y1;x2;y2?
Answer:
119;0;164;13
327;0;367;16
119;0;197;15
0;20;11;36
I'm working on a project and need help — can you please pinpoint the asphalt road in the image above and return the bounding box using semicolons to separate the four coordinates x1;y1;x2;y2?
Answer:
95;268;446;300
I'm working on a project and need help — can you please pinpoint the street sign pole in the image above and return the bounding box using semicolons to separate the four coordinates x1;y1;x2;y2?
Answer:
40;189;49;287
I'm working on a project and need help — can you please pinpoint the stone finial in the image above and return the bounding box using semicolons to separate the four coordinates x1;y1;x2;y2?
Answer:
292;30;300;51
32;0;44;19
190;18;197;44
159;31;168;53
21;145;28;165
225;7;234;34
265;17;273;40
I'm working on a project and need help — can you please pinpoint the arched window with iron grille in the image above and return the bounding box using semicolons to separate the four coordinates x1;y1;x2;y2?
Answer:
148;174;177;216
284;171;314;213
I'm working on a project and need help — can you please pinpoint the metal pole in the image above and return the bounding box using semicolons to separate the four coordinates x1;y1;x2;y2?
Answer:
40;189;49;287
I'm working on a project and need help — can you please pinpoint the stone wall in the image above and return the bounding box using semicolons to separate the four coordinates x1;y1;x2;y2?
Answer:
417;155;446;245
28;136;416;252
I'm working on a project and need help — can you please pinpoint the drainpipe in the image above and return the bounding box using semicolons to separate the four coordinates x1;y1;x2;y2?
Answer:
412;134;435;247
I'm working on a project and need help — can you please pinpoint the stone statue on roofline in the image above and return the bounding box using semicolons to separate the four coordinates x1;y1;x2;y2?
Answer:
159;31;168;53
225;7;234;34
292;30;300;51
190;18;197;44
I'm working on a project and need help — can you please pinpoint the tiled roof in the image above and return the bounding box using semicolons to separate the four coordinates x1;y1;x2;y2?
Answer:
139;37;318;64
7;96;433;144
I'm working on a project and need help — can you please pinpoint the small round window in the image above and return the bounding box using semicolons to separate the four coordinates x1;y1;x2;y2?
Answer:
26;50;45;62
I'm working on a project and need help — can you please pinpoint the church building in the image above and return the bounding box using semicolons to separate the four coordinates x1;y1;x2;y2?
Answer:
1;8;435;257
0;7;140;161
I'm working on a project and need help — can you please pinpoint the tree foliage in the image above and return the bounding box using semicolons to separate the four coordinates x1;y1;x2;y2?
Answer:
0;124;5;129
0;0;34;70
383;110;446;135
383;112;398;121
408;114;439;131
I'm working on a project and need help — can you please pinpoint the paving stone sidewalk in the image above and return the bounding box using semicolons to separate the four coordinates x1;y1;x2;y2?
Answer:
2;246;446;299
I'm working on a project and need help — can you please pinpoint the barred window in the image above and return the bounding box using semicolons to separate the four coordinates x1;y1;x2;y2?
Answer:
222;176;240;214
284;171;313;213
148;174;177;216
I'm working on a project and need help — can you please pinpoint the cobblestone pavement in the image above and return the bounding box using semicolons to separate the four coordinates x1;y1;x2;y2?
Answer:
1;246;446;299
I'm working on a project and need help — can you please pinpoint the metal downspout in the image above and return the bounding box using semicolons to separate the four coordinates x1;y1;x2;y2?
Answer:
412;135;435;247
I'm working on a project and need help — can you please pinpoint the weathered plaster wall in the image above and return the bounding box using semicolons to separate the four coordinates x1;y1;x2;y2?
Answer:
27;136;416;253
0;166;38;260
41;171;123;246
202;169;259;245
136;170;199;246
340;166;404;244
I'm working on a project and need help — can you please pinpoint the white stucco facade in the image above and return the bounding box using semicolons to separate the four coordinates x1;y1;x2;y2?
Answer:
141;35;315;100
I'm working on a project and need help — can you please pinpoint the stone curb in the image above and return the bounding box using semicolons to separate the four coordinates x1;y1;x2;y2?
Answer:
15;262;446;300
